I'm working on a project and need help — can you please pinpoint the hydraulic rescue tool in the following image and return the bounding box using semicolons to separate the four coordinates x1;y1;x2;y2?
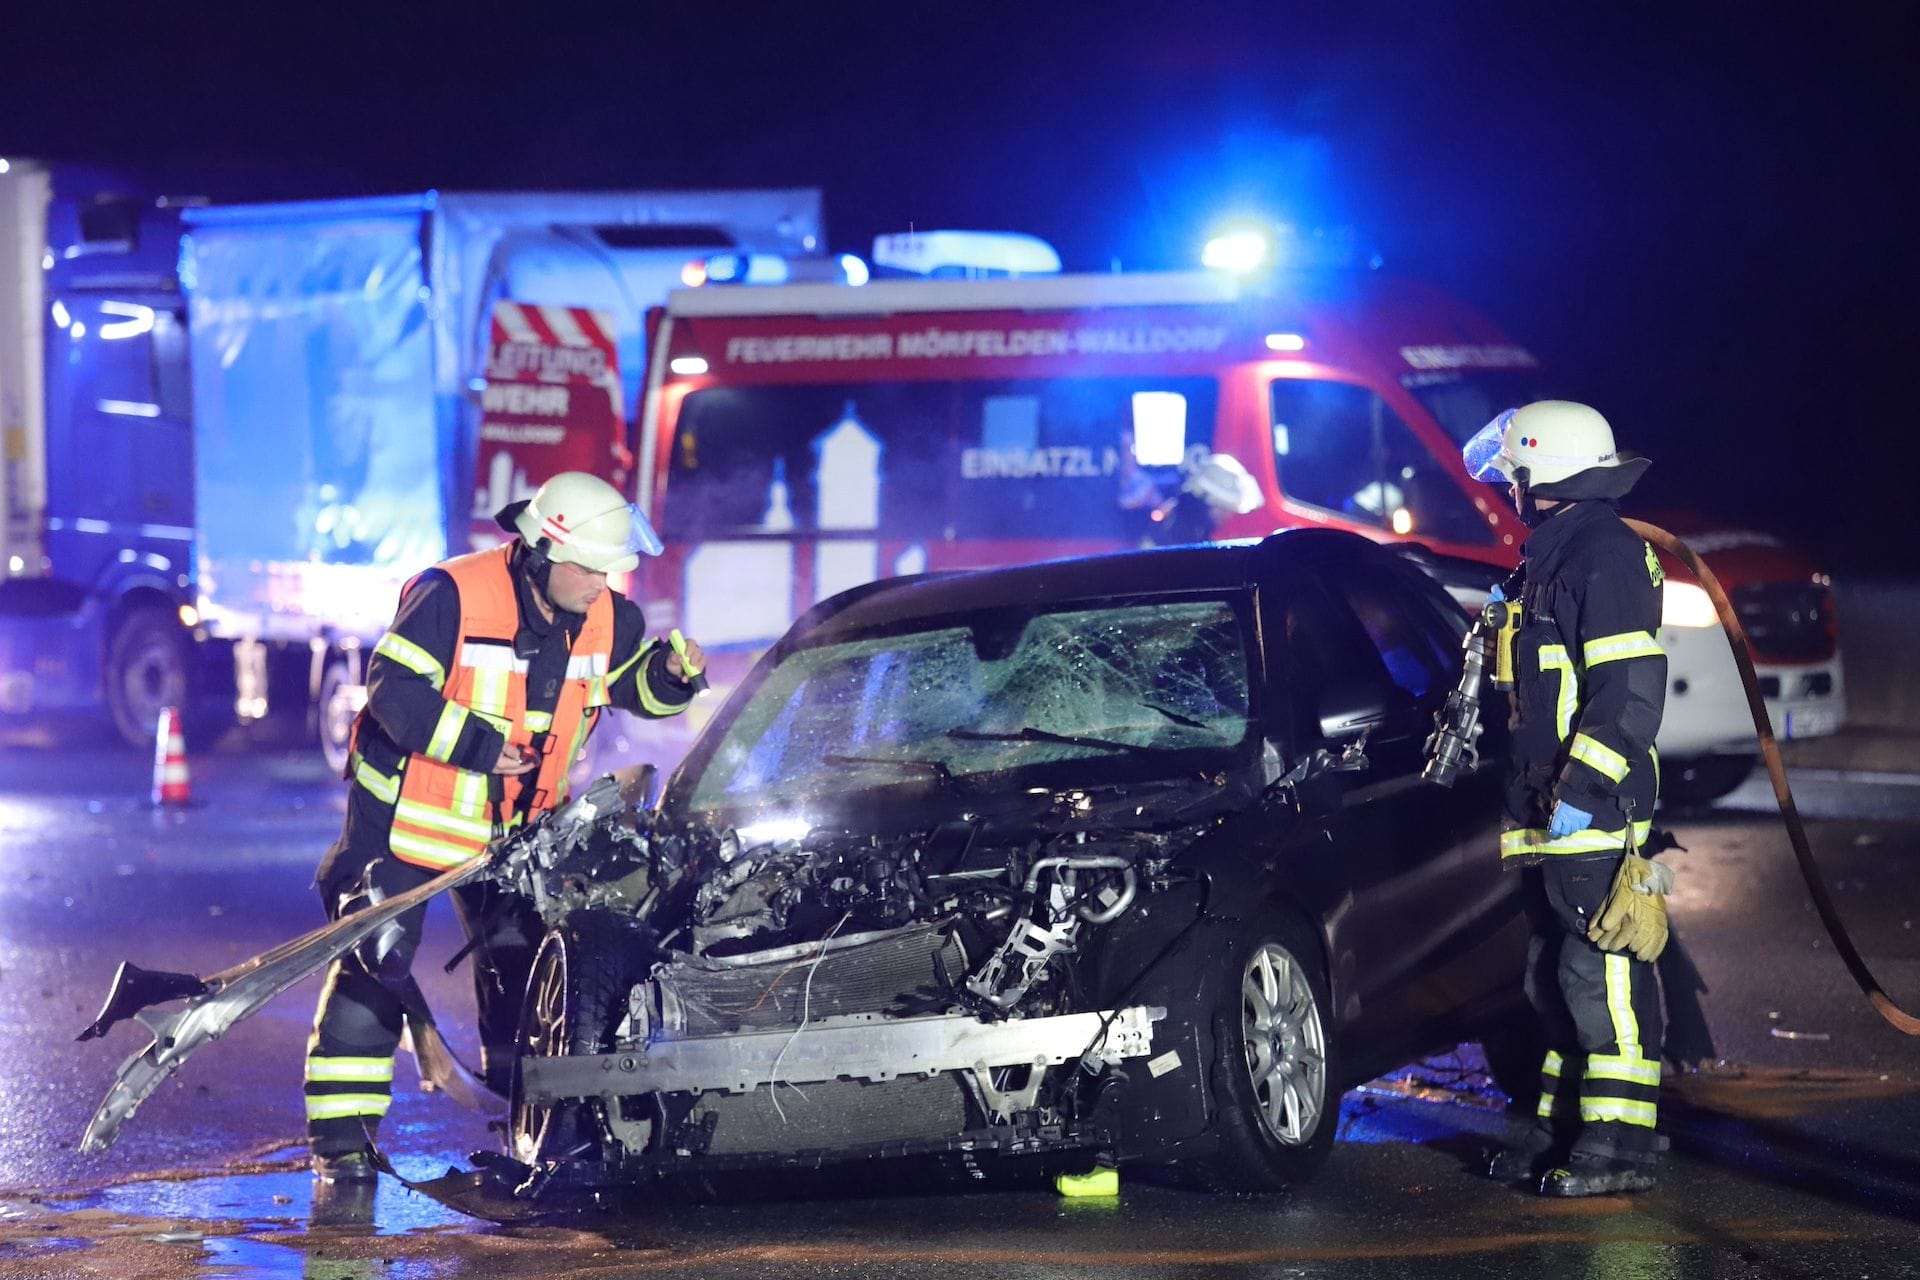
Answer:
1421;523;1919;1036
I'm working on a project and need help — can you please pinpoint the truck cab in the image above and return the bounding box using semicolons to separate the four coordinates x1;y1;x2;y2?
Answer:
625;240;1845;792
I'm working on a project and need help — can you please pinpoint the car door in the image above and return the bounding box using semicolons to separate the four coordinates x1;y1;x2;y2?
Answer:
1281;546;1501;1039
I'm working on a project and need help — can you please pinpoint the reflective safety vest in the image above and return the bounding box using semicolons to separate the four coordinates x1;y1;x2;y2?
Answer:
354;545;615;871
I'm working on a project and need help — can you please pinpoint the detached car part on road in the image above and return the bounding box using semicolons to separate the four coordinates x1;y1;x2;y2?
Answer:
82;530;1530;1206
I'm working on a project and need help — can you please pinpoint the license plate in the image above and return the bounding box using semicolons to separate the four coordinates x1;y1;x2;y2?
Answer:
1781;707;1839;739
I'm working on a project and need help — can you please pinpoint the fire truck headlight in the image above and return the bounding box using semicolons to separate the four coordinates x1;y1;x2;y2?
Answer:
1662;581;1718;629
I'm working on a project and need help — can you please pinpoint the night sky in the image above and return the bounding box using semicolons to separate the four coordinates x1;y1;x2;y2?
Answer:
3;2;1913;573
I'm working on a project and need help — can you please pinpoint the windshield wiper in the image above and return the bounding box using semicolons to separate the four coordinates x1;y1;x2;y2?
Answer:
944;726;1143;755
1139;700;1206;729
823;752;953;781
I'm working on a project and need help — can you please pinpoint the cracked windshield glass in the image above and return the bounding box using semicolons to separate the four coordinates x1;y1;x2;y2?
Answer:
691;599;1251;805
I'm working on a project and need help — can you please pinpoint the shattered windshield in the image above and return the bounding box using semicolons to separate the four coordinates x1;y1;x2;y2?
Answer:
688;598;1253;809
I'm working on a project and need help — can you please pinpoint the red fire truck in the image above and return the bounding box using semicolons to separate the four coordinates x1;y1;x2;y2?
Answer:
620;240;1842;799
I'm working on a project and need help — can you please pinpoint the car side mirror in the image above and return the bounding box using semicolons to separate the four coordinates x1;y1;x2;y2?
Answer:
1316;677;1391;742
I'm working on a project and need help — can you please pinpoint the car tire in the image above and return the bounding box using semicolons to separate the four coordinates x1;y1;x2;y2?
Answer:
507;911;647;1166
103;606;192;749
1193;914;1339;1192
1662;754;1756;805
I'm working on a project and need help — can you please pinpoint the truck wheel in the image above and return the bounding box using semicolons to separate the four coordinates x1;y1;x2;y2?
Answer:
1190;915;1339;1192
103;608;190;749
315;657;360;776
508;912;646;1167
1663;754;1755;805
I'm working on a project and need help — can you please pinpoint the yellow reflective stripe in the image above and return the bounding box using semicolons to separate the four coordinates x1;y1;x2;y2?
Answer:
1584;1054;1662;1087
1538;644;1578;742
631;646;686;716
394;798;493;840
1536;1092;1558;1119
305;1094;393;1121
586;675;611;708
1604;953;1642;1053
453;770;490;815
306;1057;394;1083
375;632;445;689
1500;820;1655;859
1579;1097;1659;1128
1541;1051;1564;1078
389;830;482;868
425;702;469;763
470;666;511;718
1584;630;1663;666
350;753;400;805
608;639;654;687
1570;732;1630;783
525;709;554;733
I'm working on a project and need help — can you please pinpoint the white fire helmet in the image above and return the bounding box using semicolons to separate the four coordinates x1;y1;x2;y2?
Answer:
508;472;662;573
1462;400;1648;495
1180;451;1263;515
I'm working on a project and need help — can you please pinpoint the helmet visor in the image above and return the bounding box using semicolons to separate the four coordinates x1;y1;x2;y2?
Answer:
614;504;665;560
1462;413;1517;483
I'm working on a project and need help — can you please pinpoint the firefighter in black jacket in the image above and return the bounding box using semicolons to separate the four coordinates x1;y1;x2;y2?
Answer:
304;472;704;1186
1463;401;1674;1197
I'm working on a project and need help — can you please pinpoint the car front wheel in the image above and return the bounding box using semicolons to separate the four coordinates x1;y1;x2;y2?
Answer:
507;912;644;1167
1196;916;1339;1191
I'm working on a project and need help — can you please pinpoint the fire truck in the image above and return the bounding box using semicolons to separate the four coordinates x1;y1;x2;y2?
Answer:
623;231;1843;799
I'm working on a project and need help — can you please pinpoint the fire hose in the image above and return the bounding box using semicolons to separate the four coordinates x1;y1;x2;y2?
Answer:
1425;521;1918;1035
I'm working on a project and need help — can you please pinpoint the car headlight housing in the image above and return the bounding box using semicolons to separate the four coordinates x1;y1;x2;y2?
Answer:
1661;581;1718;629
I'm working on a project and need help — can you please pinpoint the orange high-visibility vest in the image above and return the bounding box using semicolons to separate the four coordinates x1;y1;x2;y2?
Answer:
360;545;615;871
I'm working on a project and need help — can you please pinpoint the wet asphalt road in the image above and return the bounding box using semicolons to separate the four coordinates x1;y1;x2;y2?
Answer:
1;728;1917;1278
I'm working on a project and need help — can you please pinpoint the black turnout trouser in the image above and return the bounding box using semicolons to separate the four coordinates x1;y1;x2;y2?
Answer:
1518;855;1665;1160
304;856;541;1158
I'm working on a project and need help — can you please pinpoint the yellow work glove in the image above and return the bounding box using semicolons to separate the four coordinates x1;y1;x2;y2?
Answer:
1586;853;1671;963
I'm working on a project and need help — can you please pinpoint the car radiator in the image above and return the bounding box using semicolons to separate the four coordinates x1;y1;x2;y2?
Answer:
652;920;974;1153
653;920;970;1035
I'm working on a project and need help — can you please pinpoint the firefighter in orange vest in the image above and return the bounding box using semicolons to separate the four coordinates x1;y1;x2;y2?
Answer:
304;472;704;1186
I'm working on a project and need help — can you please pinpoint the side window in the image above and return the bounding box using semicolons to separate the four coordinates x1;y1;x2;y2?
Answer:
1269;379;1494;546
1328;562;1456;701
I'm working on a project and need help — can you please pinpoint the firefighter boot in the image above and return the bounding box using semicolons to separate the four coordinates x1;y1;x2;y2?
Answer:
1485;1122;1560;1185
1538;1149;1657;1197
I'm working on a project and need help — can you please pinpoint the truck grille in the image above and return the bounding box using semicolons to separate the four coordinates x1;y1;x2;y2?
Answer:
1731;582;1836;663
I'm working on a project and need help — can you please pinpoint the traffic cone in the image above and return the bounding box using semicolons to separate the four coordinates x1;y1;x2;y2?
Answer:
151;706;191;807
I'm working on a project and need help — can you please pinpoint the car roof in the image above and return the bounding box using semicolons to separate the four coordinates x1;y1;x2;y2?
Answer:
786;528;1391;644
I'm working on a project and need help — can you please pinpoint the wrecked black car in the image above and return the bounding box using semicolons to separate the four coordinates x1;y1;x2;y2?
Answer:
80;528;1528;1206
501;528;1527;1194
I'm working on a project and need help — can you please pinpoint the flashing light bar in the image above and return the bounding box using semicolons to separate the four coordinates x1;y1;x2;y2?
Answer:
871;231;1061;279
680;252;869;289
1264;332;1307;352
669;356;709;376
1201;229;1270;273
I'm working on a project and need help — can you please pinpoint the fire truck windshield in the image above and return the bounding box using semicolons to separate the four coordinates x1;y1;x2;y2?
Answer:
1402;370;1562;449
665;377;1220;544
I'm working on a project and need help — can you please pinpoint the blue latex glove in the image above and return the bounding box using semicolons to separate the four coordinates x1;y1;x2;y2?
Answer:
1548;800;1593;838
1487;582;1505;602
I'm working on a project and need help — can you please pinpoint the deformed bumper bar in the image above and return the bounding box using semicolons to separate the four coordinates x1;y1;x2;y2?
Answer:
521;1004;1164;1104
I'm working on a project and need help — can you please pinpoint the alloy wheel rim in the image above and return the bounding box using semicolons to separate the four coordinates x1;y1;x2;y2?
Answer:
510;943;569;1162
1240;941;1328;1146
